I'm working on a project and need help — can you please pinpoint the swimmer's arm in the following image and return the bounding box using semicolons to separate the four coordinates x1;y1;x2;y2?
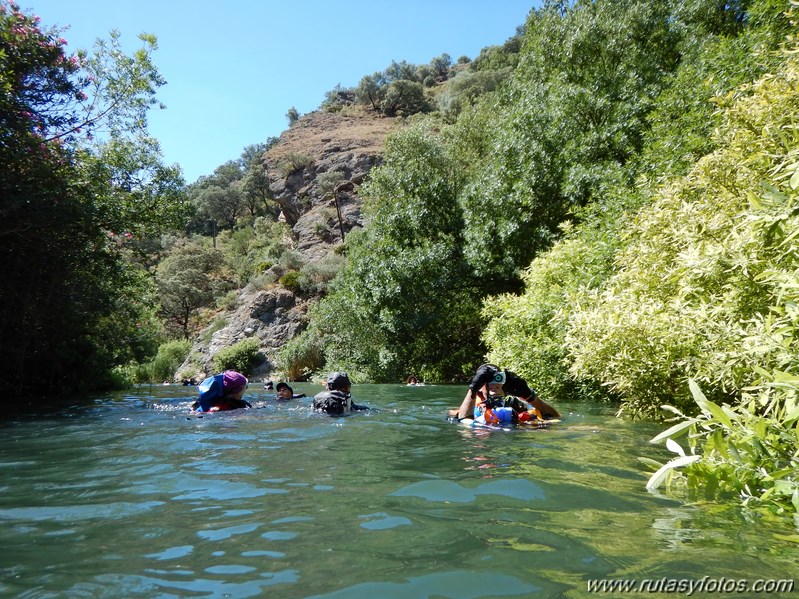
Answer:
529;396;560;419
456;389;480;420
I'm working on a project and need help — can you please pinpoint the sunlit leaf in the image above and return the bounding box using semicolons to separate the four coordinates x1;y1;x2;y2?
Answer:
651;419;694;444
665;437;686;457
660;404;686;417
773;534;799;543
789;165;799;190
638;457;664;471
689;379;732;428
646;455;701;490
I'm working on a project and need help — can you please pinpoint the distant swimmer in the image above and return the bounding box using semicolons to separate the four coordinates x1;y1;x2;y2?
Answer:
275;382;305;400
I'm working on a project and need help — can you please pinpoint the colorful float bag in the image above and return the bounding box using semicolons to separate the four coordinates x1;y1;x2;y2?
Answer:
494;407;515;424
480;406;514;425
474;397;520;425
474;398;515;425
195;374;224;412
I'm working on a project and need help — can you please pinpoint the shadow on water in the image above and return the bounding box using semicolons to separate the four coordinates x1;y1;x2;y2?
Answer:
0;383;796;598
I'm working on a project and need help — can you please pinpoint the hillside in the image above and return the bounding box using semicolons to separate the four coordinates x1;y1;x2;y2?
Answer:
178;107;402;380
264;107;402;259
265;107;399;164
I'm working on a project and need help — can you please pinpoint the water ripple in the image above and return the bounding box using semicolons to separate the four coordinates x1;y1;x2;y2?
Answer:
390;478;545;503
0;501;164;522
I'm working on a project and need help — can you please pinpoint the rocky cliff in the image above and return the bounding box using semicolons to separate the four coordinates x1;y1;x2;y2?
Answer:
178;108;400;381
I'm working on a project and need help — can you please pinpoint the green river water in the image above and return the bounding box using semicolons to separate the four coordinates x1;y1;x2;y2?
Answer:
0;383;796;598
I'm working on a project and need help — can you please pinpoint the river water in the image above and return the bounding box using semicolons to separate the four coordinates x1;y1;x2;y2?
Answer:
0;383;796;598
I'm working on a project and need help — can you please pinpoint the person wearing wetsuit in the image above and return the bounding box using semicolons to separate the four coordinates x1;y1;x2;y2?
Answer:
191;370;252;412
451;363;560;422
312;371;368;415
275;382;306;400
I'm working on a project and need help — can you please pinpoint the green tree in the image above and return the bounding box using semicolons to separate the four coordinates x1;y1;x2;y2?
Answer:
638;0;787;180
156;240;224;339
381;79;430;117
566;36;799;416
428;53;452;82
0;4;186;395
356;72;386;111
239;140;277;168
80;135;189;237
241;160;276;218
437;68;511;121
479;0;792;415
471;28;524;72
353;59;435;116
238;141;279;218
195;184;244;229
315;125;483;381
460;0;686;279
316;170;346;239
383;59;418;83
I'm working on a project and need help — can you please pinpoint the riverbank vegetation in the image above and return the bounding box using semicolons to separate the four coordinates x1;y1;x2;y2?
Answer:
4;0;798;512
304;0;799;512
0;3;190;394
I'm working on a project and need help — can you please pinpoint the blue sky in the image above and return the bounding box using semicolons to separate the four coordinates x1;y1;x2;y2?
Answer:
24;1;535;183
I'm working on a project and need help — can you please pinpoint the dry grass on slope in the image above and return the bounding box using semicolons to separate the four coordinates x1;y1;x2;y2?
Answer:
264;106;401;164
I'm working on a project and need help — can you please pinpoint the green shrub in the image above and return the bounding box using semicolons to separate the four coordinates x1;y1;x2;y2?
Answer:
316;171;345;198
106;365;136;389
277;153;313;177
255;260;274;273
278;250;306;272
483;230;617;403
646;379;799;514
246;272;278;292
149;339;192;382
276;329;324;380
216;291;238;311
565;40;799;418
212;338;263;374
279;270;301;292
644;41;799;514
297;254;345;295
120;339;191;384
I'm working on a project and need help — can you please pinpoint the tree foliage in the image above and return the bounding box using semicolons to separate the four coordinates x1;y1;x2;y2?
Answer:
307;0;774;384
313;125;483;381
0;3;188;394
156;239;225;339
468;0;799;512
459;0;685;280
187;141;279;233
566;40;799;416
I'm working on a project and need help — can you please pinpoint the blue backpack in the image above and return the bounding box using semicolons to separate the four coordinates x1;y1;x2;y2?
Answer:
194;374;224;412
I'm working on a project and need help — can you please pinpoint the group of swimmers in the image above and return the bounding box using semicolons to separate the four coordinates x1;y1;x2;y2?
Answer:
191;370;363;415
191;363;560;423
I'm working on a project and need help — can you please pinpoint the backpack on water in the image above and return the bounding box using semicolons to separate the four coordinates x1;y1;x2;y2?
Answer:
312;390;352;415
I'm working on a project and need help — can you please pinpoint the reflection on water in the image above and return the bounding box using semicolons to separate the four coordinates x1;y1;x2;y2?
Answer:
0;384;796;598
